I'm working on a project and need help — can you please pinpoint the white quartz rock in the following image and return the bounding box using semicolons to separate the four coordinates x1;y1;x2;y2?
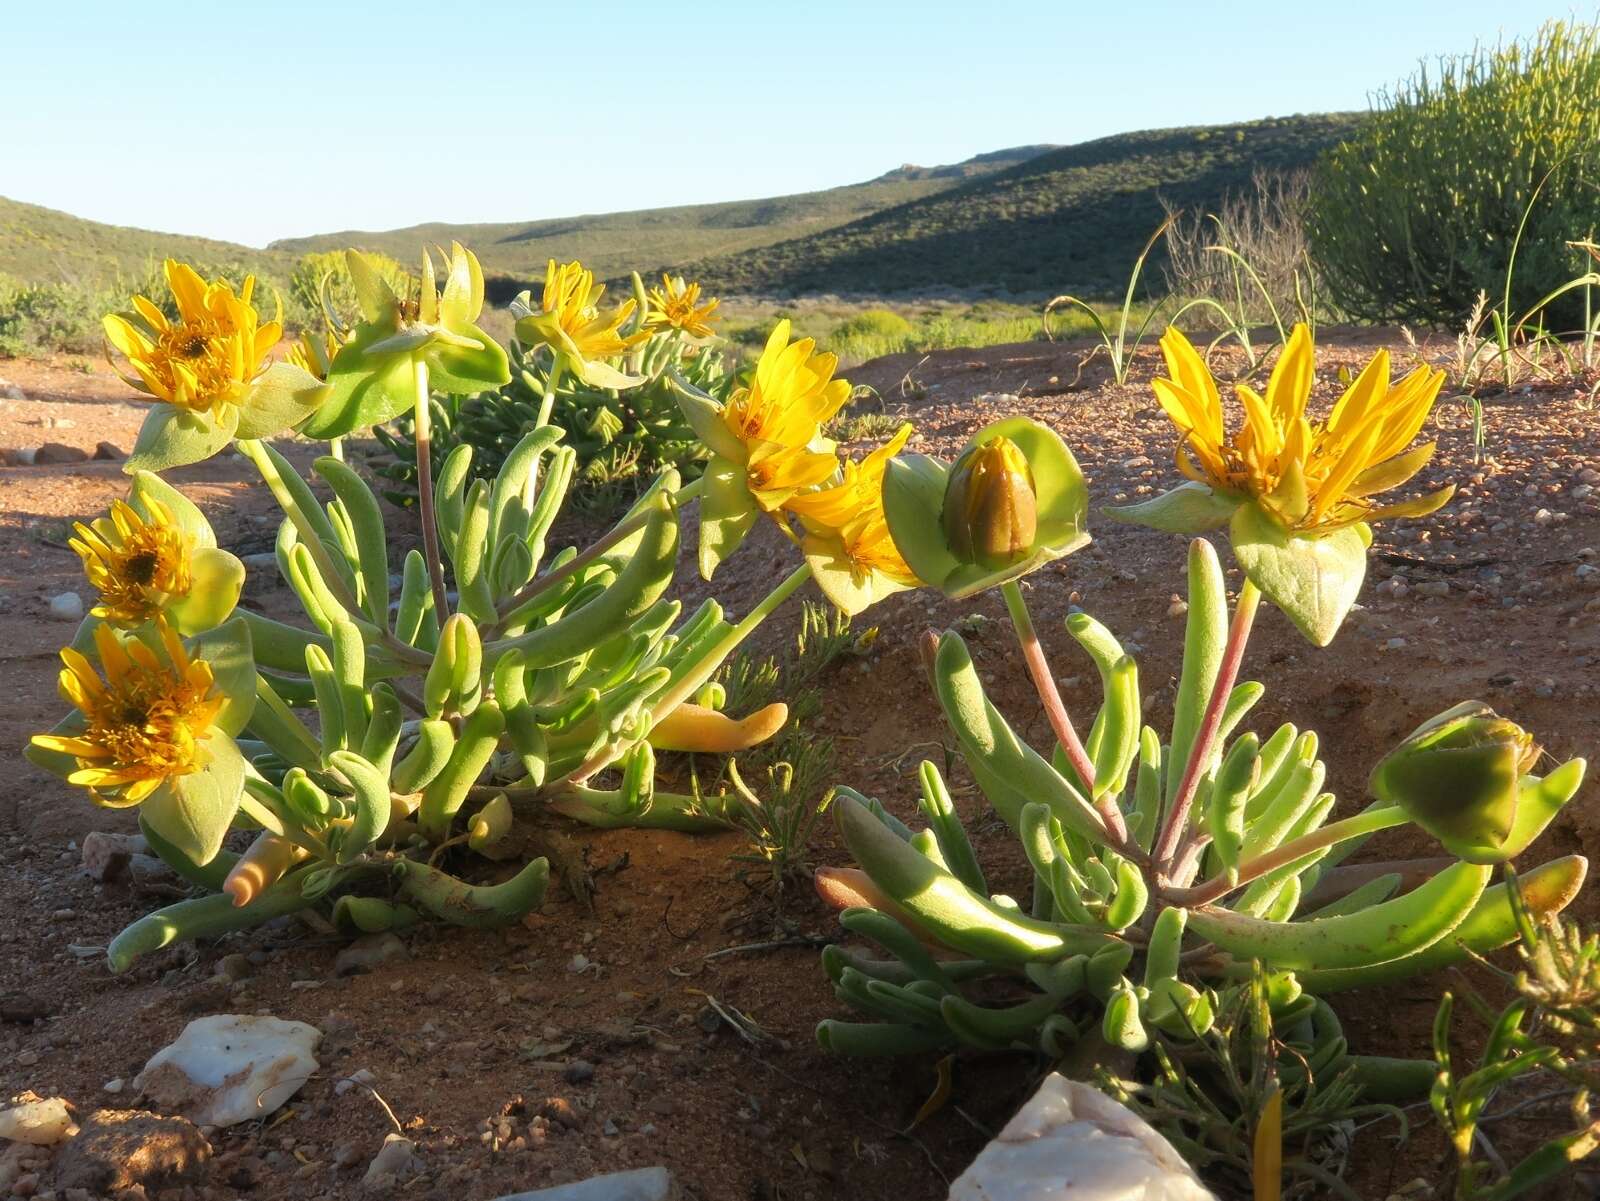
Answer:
0;1093;78;1145
949;1074;1214;1200
133;1015;321;1127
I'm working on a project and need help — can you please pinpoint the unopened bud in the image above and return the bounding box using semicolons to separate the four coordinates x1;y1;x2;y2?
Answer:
942;436;1037;569
1370;701;1539;863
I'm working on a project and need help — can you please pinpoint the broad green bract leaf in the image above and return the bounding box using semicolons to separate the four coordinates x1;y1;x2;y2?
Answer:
1230;502;1367;646
167;547;245;635
300;326;419;438
429;330;512;397
698;456;758;580
139;732;246;866
186;617;257;736
882;452;959;587
667;373;745;462
235;361;330;441
1105;480;1241;534
125;403;239;474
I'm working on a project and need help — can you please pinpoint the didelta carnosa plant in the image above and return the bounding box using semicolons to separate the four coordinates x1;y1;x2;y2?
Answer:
814;325;1590;1088
27;249;914;973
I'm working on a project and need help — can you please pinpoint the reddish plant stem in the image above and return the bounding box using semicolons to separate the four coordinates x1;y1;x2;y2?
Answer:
1152;579;1262;872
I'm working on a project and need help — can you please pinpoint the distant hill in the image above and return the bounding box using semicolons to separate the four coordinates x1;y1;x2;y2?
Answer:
267;146;1058;284
0;118;1365;302
680;114;1365;297
0;195;289;286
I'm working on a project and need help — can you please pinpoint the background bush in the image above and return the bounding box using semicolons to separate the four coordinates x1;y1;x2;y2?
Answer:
290;250;415;330
1310;20;1600;328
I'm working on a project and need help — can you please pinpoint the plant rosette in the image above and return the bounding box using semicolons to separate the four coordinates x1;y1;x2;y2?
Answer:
882;416;1089;598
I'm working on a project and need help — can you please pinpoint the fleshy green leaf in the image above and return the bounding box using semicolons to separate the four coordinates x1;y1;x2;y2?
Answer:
1230;501;1367;646
697;455;759;580
139;732;246;866
186;617;257;736
1105;480;1241;534
428;327;511;396
882;453;960;587
301;331;419;438
125;403;239;474
235;361;331;441
167;547;245;635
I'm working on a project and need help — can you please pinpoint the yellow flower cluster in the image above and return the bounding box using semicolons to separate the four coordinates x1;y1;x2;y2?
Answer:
71;499;193;628
1154;324;1452;533
32;621;224;808
644;274;720;340
724;322;918;608
104;260;281;419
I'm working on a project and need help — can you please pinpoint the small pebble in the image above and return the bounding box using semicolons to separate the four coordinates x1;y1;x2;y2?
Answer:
48;592;84;622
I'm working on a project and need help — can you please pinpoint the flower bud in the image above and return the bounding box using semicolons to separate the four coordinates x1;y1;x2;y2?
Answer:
942;436;1038;569
1370;702;1540;863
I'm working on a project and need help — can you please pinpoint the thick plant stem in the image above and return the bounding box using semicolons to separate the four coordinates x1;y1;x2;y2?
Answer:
1000;580;1123;842
412;358;451;622
490;506;654;632
1153;578;1262;872
562;562;813;785
1163;806;1409;908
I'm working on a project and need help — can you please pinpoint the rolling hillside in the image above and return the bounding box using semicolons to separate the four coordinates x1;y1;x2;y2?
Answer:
0;196;289;286
267;147;1056;284
682;114;1365;296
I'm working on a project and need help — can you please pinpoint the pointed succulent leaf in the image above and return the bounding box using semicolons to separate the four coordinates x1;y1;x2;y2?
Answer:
1105;480;1242;533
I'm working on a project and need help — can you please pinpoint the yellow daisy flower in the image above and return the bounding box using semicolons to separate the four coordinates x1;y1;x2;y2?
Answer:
514;259;648;387
786;425;921;613
724;320;852;453
1152;324;1453;533
103;260;281;420
71;499;193;628
643;274;720;339
32;621;225;808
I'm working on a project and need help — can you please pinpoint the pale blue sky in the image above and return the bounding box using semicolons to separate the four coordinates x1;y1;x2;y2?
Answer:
0;2;1575;246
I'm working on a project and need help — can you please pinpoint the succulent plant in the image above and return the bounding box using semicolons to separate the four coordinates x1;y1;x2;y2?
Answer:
815;537;1589;1074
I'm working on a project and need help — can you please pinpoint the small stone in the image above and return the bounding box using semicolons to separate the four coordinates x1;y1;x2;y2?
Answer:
133;1014;321;1127
92;442;125;462
487;1167;678;1200
82;831;147;882
53;1109;210;1193
103;1079;125;1094
215;954;253;982
49;592;85;622
362;1133;422;1189
1581;468;1600;486
15;1050;40;1067
1384;637;1407;651
1121;455;1152;470
0;377;24;401
0;992;52;1023
563;1060;595;1084
34;442;89;465
333;1142;364;1169
538;1097;581;1130
1415;581;1450;599
333;1069;376;1097
1166;595;1187;619
950;1074;1212;1200
0;1094;78;1145
335;933;409;977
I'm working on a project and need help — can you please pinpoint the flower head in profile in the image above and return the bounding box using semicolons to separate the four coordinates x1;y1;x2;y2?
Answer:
513;259;648;388
104;260;280;420
302;243;510;439
670;319;852;577
287;328;342;381
32;621;224;808
69;480;243;635
1147;324;1453;534
785;425;920;613
643;274;720;340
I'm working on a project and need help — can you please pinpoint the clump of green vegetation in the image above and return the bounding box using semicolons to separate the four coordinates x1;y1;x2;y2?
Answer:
290;250;415;330
1311;19;1600;327
0;275;119;356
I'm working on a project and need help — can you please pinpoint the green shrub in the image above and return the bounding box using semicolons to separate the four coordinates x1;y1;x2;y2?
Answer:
0;275;119;356
831;309;913;341
290;250;415;330
1310;20;1600;327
